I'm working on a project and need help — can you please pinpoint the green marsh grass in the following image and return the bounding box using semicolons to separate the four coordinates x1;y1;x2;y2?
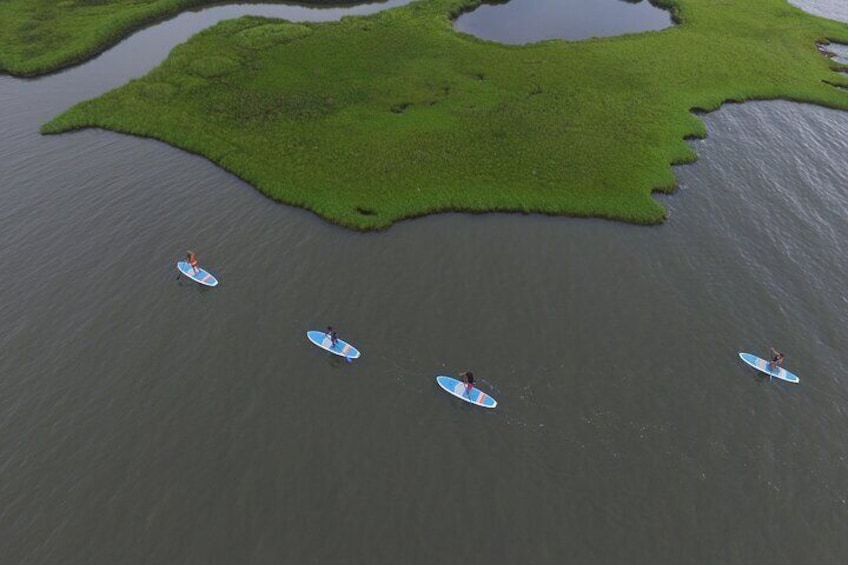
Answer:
0;0;366;77
40;0;848;229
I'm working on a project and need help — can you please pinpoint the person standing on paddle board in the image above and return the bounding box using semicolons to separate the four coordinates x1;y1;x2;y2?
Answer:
186;250;199;274
768;347;785;372
459;371;475;394
326;326;338;348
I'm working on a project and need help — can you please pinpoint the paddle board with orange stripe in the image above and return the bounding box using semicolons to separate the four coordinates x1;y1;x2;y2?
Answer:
738;352;799;383
306;330;361;360
177;261;219;287
435;376;497;409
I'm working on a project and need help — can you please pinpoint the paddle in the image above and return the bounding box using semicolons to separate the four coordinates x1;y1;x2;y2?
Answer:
341;340;354;363
330;331;354;363
174;263;200;280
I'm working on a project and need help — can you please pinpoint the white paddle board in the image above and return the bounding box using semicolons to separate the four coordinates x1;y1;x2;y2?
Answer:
436;375;497;408
306;330;361;359
739;352;799;383
177;261;218;287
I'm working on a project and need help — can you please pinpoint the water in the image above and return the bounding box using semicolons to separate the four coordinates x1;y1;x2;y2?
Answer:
455;0;672;44
1;1;848;563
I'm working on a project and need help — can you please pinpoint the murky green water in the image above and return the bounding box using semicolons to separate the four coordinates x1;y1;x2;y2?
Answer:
1;1;847;563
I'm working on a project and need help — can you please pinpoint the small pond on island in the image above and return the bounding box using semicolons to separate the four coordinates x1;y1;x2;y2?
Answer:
454;0;673;44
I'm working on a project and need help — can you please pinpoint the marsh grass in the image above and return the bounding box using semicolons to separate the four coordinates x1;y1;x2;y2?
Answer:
40;0;848;229
0;0;365;77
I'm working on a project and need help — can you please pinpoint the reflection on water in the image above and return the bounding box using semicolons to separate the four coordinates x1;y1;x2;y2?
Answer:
821;42;848;65
790;0;848;23
454;0;672;44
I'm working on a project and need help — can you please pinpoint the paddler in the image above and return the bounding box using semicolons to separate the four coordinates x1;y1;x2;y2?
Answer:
768;347;785;372
186;250;199;274
326;326;338;348
459;371;475;394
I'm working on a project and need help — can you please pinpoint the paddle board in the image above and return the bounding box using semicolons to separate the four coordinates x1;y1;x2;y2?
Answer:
306;330;361;359
177;261;219;287
738;352;799;383
436;376;497;409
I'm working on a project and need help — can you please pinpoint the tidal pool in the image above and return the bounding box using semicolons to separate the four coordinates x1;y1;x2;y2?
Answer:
454;0;673;44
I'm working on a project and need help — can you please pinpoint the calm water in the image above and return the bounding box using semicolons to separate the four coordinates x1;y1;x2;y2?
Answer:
1;1;847;563
455;0;672;44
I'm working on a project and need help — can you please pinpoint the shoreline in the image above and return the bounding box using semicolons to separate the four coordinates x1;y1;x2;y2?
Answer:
0;0;380;78
20;0;848;230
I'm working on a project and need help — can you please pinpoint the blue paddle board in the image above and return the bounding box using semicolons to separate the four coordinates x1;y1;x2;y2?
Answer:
177;261;219;287
436;376;497;409
306;330;361;359
739;352;799;383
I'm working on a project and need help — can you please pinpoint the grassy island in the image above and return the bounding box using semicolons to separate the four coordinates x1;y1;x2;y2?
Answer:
41;0;848;230
0;0;367;77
